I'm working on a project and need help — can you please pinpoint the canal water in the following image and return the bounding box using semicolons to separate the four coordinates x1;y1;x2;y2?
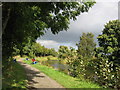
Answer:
41;60;70;74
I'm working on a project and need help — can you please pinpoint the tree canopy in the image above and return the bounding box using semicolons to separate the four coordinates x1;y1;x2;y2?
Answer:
95;20;120;88
2;1;96;88
2;1;95;58
96;20;120;65
77;32;96;58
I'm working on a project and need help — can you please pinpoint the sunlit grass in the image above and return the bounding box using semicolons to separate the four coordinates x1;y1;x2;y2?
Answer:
17;55;58;62
35;56;58;62
3;61;28;89
23;58;102;88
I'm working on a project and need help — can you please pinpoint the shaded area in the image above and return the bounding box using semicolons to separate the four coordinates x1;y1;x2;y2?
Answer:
2;60;27;89
18;60;45;89
18;59;65;89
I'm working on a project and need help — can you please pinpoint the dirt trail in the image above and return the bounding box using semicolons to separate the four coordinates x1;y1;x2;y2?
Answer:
17;59;65;90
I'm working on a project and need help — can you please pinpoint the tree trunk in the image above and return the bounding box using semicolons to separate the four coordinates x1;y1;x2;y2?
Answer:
2;8;11;35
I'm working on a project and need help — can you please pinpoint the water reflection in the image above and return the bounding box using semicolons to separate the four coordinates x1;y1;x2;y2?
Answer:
41;60;70;74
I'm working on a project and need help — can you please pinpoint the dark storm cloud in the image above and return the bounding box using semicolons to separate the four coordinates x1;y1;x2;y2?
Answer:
37;1;118;50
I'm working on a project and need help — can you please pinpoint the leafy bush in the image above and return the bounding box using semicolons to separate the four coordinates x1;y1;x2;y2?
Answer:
94;20;120;89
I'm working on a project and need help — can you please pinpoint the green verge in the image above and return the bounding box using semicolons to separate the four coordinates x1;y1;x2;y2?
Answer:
20;55;58;62
23;58;102;88
3;61;28;89
35;56;58;62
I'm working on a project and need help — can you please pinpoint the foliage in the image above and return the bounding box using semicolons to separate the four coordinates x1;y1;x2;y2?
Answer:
2;2;95;88
22;42;58;57
2;58;27;89
76;32;96;78
67;32;96;78
76;32;96;58
58;46;70;59
2;1;95;59
35;56;58;62
94;20;120;89
28;51;35;59
96;20;120;65
49;48;58;57
66;20;120;89
23;59;101;88
12;45;20;56
65;47;78;77
58;46;79;77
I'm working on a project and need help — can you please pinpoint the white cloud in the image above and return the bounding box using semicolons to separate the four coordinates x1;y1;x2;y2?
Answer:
36;39;78;51
69;2;118;34
36;40;59;50
95;0;119;2
37;2;118;50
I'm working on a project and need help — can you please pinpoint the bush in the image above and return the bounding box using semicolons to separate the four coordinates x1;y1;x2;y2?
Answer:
47;57;51;61
94;20;120;89
92;58;120;89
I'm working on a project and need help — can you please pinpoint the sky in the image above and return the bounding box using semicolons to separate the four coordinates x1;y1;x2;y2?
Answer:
36;0;119;51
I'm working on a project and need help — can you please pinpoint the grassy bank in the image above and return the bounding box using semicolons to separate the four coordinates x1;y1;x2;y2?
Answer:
23;58;102;88
35;56;58;62
3;60;28;89
17;55;58;62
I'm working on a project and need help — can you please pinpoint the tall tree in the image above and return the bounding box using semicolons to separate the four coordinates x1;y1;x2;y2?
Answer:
77;32;96;58
70;32;96;78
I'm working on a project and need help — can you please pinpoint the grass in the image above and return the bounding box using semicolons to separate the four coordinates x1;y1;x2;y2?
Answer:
35;56;58;62
17;55;58;62
23;58;102;88
3;60;28;89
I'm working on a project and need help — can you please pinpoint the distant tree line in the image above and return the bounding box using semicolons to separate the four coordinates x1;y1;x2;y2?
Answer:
13;42;58;58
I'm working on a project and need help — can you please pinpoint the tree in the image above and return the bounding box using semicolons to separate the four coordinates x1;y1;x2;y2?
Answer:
2;1;95;88
96;20;120;65
31;43;42;56
95;20;120;89
58;45;70;59
2;2;95;59
12;45;20;56
49;48;58;57
65;47;78;77
22;40;32;56
69;32;96;78
22;42;57;57
77;32;96;58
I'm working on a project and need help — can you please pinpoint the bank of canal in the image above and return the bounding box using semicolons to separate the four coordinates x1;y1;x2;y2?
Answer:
22;58;102;88
41;60;70;75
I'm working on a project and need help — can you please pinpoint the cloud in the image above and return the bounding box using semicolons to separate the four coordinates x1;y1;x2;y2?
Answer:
37;1;118;50
36;40;59;50
69;2;118;33
95;0;119;2
36;39;78;51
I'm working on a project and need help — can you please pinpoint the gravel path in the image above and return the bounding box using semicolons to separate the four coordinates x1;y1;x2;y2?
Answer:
17;60;65;90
